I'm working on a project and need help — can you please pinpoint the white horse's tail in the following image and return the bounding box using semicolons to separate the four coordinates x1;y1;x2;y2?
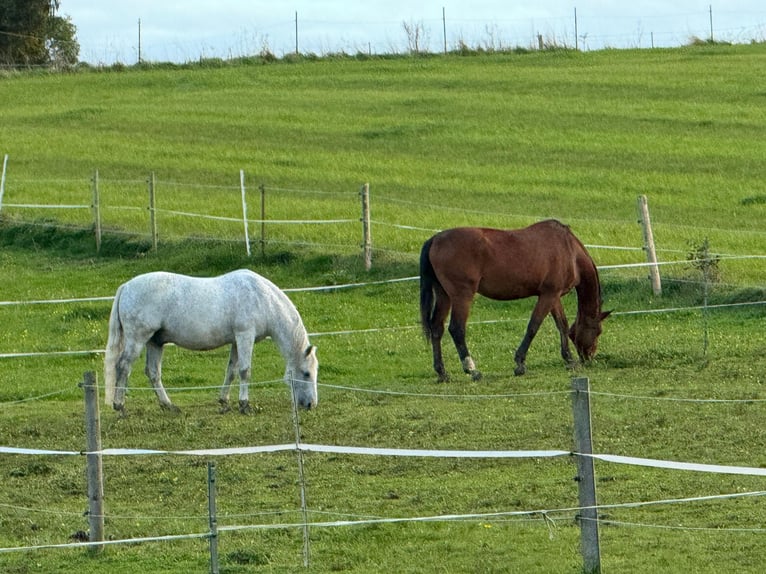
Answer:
103;284;125;405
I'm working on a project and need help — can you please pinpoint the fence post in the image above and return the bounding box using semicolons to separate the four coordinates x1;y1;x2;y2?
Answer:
360;183;371;270
207;462;219;574
0;154;8;213
148;172;158;251
240;170;251;256
259;183;266;258
290;372;311;567
91;170;101;253
571;377;601;574
81;371;105;553
637;195;662;296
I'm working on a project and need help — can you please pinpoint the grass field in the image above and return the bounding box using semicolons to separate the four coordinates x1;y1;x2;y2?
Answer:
1;44;765;573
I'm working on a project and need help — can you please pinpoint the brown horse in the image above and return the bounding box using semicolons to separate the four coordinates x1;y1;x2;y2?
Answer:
419;220;610;381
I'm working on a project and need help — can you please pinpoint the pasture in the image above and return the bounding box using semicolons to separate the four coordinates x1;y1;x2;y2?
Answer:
0;44;765;573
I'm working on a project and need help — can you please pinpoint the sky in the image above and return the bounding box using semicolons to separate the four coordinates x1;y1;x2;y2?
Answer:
59;1;766;64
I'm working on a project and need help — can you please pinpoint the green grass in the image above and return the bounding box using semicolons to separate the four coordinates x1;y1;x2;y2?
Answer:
1;45;766;573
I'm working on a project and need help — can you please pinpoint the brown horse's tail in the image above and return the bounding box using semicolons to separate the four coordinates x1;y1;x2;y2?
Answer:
419;237;438;341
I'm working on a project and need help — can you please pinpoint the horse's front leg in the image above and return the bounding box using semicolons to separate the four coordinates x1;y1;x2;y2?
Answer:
448;299;481;381
550;299;577;369
145;341;179;413
514;296;554;376
218;345;239;413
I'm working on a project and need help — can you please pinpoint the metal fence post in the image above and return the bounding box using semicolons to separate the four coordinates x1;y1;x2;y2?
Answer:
240;170;251;257
0;154;8;213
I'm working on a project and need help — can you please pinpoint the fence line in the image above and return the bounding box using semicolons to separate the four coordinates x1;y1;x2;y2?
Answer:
5;378;766;407
3;376;766;564
5;379;766;406
0;297;764;359
0;298;764;359
0;252;764;306
5;441;766;477
3;488;765;556
3;168;766;261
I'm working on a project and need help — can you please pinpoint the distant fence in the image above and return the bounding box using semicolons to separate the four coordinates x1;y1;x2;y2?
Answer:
67;6;766;66
5;158;766;286
0;157;373;266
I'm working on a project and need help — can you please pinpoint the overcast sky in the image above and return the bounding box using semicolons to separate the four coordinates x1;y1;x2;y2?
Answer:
60;1;766;64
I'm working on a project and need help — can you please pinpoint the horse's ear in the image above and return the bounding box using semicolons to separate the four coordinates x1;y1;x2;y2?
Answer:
305;345;316;357
601;310;612;321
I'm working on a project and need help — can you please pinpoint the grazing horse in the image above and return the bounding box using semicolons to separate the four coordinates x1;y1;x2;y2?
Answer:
420;220;609;381
104;269;318;414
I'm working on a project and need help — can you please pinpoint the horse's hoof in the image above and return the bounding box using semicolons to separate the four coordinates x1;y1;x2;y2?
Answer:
239;400;253;414
161;403;181;414
218;401;232;414
436;373;450;383
514;364;527;376
470;370;483;382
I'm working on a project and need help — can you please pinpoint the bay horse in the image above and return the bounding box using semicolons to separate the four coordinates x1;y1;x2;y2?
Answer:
420;220;609;381
104;269;318;414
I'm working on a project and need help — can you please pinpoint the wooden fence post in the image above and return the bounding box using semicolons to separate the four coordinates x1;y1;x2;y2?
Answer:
637;195;662;296
82;371;105;553
360;183;371;270
148;172;158;251
240;170;251;257
207;462;220;574
91;170;101;253
571;377;601;574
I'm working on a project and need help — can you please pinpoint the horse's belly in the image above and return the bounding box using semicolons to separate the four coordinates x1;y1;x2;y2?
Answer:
478;278;539;301
155;326;232;351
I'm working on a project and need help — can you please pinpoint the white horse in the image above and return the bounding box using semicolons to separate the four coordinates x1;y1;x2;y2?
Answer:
104;269;318;414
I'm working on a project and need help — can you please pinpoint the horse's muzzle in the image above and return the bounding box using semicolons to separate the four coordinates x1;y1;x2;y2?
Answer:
296;396;318;410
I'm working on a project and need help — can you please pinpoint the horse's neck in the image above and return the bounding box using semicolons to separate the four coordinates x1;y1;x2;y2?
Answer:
575;255;602;317
270;309;309;364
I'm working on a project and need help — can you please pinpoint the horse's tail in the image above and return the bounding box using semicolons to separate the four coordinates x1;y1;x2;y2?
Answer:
419;237;438;341
103;284;125;406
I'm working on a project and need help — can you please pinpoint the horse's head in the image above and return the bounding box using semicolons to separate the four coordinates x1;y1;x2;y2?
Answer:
286;345;319;410
569;311;611;362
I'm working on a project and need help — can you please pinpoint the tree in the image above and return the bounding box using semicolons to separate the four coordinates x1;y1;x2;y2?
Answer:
0;0;79;67
46;11;78;67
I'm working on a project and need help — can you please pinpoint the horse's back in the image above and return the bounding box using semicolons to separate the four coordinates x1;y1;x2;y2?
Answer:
116;269;285;350
428;221;586;300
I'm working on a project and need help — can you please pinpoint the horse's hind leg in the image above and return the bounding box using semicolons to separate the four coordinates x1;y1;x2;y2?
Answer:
145;341;178;412
448;297;481;381
429;287;451;382
218;344;239;413
113;339;144;414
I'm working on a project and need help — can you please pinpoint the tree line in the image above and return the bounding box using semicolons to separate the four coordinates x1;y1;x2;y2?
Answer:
0;0;78;67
